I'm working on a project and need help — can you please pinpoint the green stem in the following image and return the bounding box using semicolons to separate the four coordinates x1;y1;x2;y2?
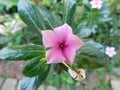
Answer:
62;62;79;74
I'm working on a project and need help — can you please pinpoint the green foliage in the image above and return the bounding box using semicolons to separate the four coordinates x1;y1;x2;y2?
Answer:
96;70;113;90
74;44;107;70
0;45;45;60
23;57;49;77
18;0;43;34
77;28;92;38
0;36;11;45
47;70;75;90
0;0;120;89
0;4;6;14
21;67;50;90
63;0;76;25
18;0;61;35
10;31;24;45
0;0;18;8
38;7;61;28
29;35;43;45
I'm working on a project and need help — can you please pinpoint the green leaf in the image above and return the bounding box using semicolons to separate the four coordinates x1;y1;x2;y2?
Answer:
38;7;60;29
74;44;107;70
23;57;49;77
77;28;92;38
0;45;45;60
29;35;43;45
0;0;18;8
86;40;104;52
51;12;62;26
0;5;6;14
63;0;76;25
21;67;50;90
18;0;61;33
0;36;11;45
10;31;24;45
18;0;46;34
83;0;90;7
73;18;88;34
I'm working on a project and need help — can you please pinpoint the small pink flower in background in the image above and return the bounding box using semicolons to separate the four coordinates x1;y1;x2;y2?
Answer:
42;23;83;64
90;0;103;9
105;47;116;57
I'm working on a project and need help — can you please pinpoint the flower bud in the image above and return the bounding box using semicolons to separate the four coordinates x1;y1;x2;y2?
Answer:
68;68;86;81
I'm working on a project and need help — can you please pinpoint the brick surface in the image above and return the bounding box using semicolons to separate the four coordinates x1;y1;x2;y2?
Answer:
2;78;17;90
16;81;57;90
17;80;21;90
0;61;25;79
38;85;45;90
111;80;120;90
38;85;56;90
47;86;56;90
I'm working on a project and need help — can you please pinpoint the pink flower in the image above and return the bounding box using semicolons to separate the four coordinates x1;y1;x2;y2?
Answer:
105;47;116;57
90;0;103;9
42;23;83;64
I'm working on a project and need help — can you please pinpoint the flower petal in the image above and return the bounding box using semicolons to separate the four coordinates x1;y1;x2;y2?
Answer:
107;53;114;57
42;30;59;48
63;47;76;64
54;23;72;43
66;35;84;50
110;47;115;51
113;51;116;55
46;48;65;64
106;47;110;51
105;46;117;58
90;0;103;9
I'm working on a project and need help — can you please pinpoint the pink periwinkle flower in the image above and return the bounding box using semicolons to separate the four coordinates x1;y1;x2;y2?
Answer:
90;0;103;9
42;23;84;64
105;47;117;58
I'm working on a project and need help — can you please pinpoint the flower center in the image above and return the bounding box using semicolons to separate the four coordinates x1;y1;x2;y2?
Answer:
109;50;112;53
60;44;64;48
95;1;98;5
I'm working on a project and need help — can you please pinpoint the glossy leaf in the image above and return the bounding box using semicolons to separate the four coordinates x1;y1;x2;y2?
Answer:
74;44;107;70
21;67;50;90
29;36;43;45
0;36;11;45
0;45;45;60
77;28;92;38
23;57;49;77
63;0;76;25
38;7;60;29
18;0;45;34
51;12;62;27
86;40;104;52
73;18;88;34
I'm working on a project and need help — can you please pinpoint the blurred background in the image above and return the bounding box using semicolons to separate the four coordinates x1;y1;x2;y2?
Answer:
0;0;120;90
